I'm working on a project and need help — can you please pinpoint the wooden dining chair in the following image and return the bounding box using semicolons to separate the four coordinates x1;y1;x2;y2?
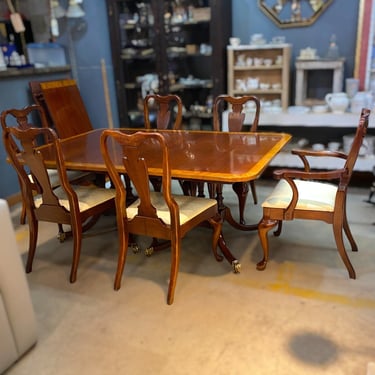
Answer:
212;95;261;225
143;93;183;130
100;130;223;304
144;93;183;192
1;103;93;225
257;108;371;278
1;105;116;284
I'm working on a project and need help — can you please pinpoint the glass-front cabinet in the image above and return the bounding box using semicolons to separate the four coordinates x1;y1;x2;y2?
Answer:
106;0;232;128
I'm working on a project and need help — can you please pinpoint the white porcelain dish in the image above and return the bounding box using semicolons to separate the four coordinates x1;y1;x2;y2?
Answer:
287;106;310;114
312;105;328;113
312;143;325;151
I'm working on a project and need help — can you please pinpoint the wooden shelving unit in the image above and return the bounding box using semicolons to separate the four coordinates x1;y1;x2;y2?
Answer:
227;44;292;110
105;0;232;128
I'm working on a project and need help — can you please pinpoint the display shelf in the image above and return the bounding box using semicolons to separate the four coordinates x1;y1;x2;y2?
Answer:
270;151;375;172
106;0;232;127
222;110;375;171
227;43;291;110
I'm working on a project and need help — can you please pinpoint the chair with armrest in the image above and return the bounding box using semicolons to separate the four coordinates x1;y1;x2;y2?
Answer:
100;130;223;304
257;108;371;278
211;95;261;225
1;105;116;284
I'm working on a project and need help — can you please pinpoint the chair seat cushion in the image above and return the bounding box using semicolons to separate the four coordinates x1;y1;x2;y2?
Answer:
262;179;337;212
35;185;115;212
127;192;218;225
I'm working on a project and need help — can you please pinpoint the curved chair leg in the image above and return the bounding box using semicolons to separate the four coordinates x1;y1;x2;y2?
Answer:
332;222;356;279
274;220;283;237
114;220;129;290
25;213;38;273
249;180;257;204
167;235;180;305
257;218;279;271
150;176;162;192
207;215;224;262
69;223;83;283
232;182;249;225
197;182;205;197
207;182;216;199
343;206;358;252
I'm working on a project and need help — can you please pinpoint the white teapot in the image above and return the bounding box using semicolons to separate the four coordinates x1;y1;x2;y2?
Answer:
325;92;349;113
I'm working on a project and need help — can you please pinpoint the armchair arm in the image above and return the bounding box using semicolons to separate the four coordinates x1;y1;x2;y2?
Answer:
273;168;346;181
291;148;347;171
272;167;348;219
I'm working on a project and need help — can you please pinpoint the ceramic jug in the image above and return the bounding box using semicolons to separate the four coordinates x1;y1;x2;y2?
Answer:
325;92;349;113
350;91;373;114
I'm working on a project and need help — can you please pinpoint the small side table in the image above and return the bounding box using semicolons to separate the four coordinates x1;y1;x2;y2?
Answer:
295;58;345;106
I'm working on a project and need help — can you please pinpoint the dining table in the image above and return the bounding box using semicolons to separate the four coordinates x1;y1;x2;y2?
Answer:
39;128;291;272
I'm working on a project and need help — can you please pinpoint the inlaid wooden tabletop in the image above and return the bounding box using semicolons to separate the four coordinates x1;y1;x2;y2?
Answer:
40;128;291;183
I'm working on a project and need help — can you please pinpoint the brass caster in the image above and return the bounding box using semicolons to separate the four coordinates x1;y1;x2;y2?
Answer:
130;243;140;254
232;260;241;273
57;232;66;243
145;247;154;257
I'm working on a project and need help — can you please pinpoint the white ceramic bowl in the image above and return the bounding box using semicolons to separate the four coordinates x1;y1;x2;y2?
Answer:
263;58;273;66
312;105;328;113
312;143;325;151
229;37;240;46
328;142;340;151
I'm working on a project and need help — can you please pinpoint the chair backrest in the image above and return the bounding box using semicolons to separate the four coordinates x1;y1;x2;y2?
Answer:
143;94;183;130
100;130;178;227
342;108;370;184
213;95;261;132
0;104;51;157
1;106;74;222
35;79;93;139
29;80;56;131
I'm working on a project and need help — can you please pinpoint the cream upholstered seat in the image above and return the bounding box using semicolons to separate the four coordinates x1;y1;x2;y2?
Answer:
100;130;223;305
263;179;337;211
257;108;371;278
34;184;115;212
126;192;219;225
1;105;116;284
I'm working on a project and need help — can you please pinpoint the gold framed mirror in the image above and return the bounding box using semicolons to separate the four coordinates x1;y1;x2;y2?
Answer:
258;0;334;28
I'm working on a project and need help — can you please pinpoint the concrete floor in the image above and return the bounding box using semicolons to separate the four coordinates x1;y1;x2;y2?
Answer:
5;180;375;375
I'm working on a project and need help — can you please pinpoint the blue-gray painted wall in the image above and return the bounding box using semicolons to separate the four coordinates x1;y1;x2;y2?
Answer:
0;1;362;198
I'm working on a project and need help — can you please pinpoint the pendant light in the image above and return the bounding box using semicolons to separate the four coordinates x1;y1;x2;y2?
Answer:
66;0;85;18
51;0;66;19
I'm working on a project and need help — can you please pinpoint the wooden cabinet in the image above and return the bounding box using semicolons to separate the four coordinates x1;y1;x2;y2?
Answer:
227;44;292;110
106;0;232;128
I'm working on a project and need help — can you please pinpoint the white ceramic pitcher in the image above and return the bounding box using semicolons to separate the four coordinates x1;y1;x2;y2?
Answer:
325;92;349;113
